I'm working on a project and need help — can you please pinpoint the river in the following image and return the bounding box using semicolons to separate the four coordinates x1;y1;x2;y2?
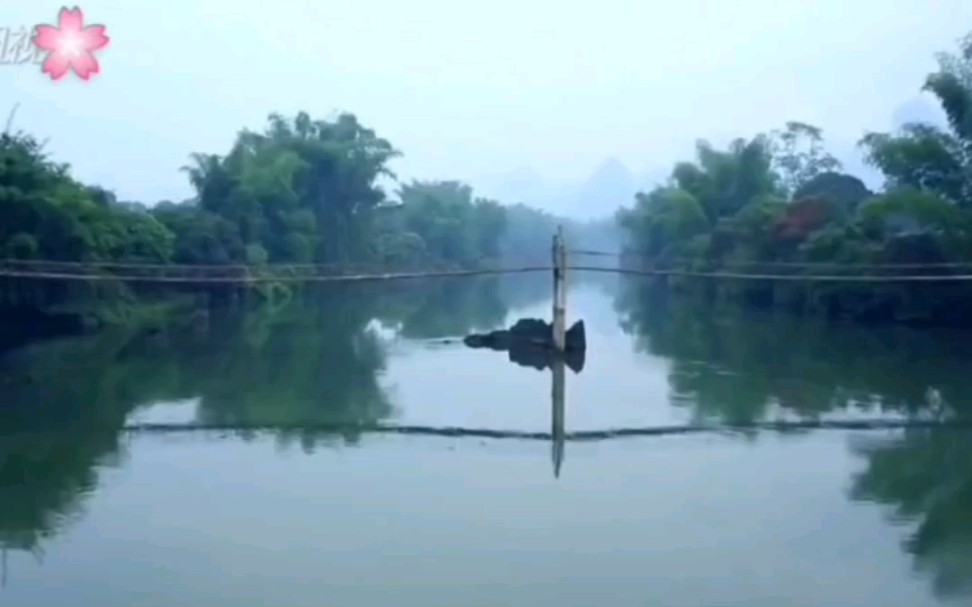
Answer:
1;274;972;606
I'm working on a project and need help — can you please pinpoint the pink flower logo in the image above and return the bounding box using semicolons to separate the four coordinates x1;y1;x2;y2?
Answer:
32;6;109;81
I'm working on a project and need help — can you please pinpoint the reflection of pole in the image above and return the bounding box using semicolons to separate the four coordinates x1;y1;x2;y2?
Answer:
2;546;7;589
552;226;567;352
551;357;566;478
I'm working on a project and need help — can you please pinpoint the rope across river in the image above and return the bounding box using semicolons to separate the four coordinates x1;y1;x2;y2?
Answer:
4;252;972;283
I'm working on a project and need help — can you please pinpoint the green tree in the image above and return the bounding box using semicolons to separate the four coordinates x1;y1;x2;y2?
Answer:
397;181;507;267
770;121;843;196
671;136;780;222
617;188;709;258
793;171;872;216
861;33;972;207
175;111;400;265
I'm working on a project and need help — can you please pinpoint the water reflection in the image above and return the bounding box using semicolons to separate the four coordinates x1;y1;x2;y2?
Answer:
0;277;549;560
377;278;509;338
614;279;972;424
551;358;566;478
614;278;972;601
850;429;972;601
4;275;972;602
0;331;136;557
462;319;587;373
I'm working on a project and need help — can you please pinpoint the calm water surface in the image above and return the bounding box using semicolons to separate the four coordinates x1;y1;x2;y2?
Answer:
2;274;972;606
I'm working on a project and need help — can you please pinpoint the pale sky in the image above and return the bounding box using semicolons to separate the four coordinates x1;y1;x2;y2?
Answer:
1;0;970;211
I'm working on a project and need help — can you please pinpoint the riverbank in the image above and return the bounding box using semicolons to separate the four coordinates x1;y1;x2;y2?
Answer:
643;273;972;326
616;34;972;326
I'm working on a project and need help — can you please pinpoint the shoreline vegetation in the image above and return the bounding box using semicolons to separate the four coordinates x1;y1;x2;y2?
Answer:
616;32;972;325
0;108;614;343
4;32;972;344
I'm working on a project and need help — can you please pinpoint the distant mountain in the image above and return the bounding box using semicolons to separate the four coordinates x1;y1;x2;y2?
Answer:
568;157;637;218
470;96;945;216
473;166;546;205
470;157;644;220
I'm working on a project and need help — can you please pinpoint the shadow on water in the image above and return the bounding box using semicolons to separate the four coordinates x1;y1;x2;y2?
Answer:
614;277;972;601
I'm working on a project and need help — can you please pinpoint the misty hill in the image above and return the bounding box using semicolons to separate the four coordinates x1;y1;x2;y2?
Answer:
476;166;547;206
570;157;636;218
470;102;950;219
471;158;652;220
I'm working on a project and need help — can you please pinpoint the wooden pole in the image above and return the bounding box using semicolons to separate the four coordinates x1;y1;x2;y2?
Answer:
552;226;567;351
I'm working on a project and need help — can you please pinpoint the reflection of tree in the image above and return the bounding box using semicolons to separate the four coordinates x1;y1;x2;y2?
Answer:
186;286;394;448
0;277;553;559
498;268;616;313
0;283;399;557
373;270;606;342
0;333;142;555
616;280;972;600
0;433;117;556
851;430;972;600
376;274;566;339
498;273;557;313
615;279;972;424
380;277;508;338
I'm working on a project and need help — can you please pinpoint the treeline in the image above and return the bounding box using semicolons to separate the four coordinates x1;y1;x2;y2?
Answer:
617;32;972;324
1;113;509;269
500;203;621;265
0;112;585;332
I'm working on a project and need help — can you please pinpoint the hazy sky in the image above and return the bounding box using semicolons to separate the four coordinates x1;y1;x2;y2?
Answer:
2;0;971;210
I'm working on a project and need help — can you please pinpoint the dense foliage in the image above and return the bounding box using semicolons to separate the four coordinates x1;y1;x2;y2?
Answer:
617;33;972;324
374;180;507;267
158;113;513;270
0;111;591;333
0;131;180;333
9;33;972;331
